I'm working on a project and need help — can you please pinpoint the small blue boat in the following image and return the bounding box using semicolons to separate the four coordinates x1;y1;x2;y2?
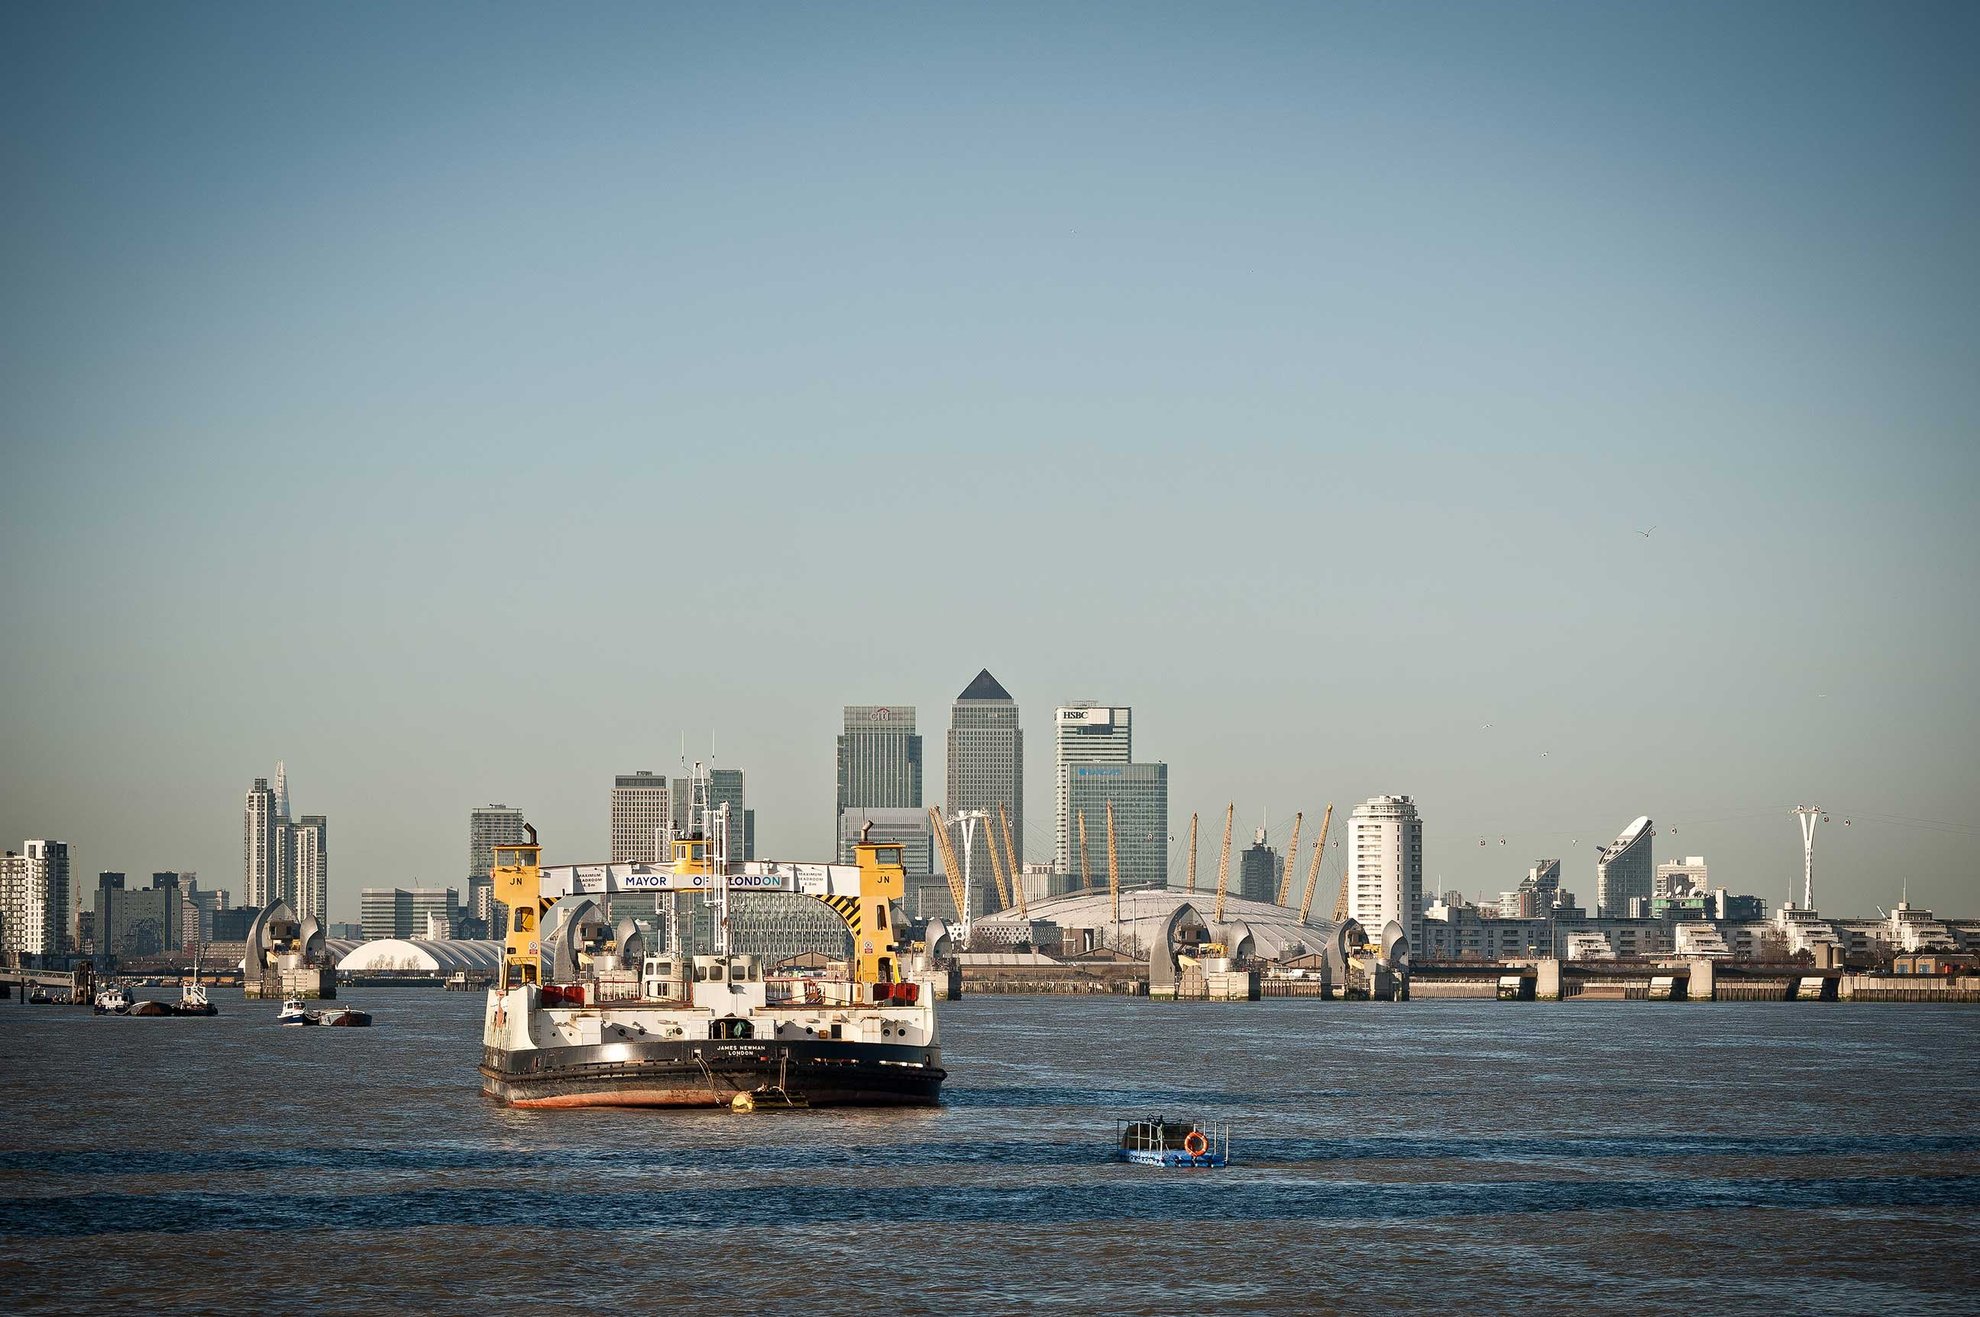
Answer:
1116;1117;1229;1168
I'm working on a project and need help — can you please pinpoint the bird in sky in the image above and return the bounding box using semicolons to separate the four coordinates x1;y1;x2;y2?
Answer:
1638;526;1656;538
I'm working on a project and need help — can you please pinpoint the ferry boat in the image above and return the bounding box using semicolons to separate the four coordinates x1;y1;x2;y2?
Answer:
1115;1118;1231;1168
480;792;944;1110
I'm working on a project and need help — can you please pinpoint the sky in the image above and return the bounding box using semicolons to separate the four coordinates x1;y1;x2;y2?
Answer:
3;1;1976;921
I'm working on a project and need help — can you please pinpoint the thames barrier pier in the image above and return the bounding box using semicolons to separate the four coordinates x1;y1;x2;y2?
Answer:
921;888;1979;1003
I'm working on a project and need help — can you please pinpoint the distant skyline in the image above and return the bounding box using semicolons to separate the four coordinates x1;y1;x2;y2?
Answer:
3;3;1976;919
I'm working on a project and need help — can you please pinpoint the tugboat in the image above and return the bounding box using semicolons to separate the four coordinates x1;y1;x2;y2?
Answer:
481;797;943;1109
276;998;318;1026
173;947;219;1016
173;981;218;1016
93;985;132;1015
1115;1117;1231;1168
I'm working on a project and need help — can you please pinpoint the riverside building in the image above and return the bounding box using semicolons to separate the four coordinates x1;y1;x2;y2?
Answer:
360;886;461;941
470;804;529;938
1347;796;1424;952
670;768;754;860
1655;855;1709;899
609;772;671;863
242;764;328;917
1596;817;1655;918
23;840;74;957
186;883;228;944
1;848;55;959
947;670;1023;915
94;872;182;959
290;815;328;922
1054;704;1131;875
836;807;933;880
1239;827;1282;904
244;777;280;908
836;706;923;860
1500;860;1562;918
1064;763;1169;892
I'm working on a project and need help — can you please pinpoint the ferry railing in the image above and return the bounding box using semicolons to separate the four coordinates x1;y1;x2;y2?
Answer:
764;975;829;1007
1117;1119;1230;1161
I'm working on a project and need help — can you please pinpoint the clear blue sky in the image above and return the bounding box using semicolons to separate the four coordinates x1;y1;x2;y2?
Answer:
3;2;1975;919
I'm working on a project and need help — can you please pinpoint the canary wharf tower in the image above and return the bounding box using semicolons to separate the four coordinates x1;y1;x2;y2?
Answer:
946;669;1023;910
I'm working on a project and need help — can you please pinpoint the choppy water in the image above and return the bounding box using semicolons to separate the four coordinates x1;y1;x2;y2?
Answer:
2;991;1975;1314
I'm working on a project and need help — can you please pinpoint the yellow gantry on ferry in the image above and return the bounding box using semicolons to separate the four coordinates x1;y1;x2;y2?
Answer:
490;823;908;989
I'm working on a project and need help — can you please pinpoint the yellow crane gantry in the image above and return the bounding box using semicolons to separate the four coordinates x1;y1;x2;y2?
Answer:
1212;802;1234;925
1298;803;1336;924
1276;810;1304;907
982;812;1013;911
1076;811;1092;891
1105;799;1121;930
999;802;1027;918
927;805;969;927
1331;823;1351;924
1185;811;1199;893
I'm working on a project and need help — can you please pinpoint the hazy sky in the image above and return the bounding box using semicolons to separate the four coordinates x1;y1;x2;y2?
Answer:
4;2;1976;921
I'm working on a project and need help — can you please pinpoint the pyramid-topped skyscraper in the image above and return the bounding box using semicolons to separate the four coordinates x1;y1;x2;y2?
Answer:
946;669;1022;917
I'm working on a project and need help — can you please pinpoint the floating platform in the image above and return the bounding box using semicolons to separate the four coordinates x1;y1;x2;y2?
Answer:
1116;1118;1230;1168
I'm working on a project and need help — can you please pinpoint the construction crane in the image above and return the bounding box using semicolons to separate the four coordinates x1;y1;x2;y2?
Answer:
1297;803;1337;922
1185;811;1198;893
1276;810;1304;907
973;808;1012;910
1212;802;1234;925
927;805;971;940
1105;799;1121;933
999;803;1027;918
1076;811;1092;891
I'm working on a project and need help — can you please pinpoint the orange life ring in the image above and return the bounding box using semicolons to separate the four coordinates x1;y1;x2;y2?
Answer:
1183;1130;1208;1157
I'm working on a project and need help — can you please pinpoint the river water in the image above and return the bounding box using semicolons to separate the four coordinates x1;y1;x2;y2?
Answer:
2;990;1975;1314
